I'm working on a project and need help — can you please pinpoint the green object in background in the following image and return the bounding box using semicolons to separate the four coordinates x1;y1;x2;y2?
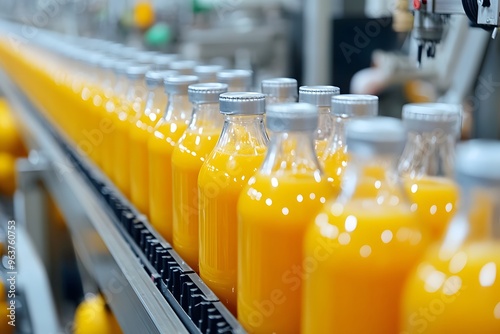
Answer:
144;23;172;47
193;0;213;13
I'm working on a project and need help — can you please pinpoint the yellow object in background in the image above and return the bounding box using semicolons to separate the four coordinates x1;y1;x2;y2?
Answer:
0;98;27;157
133;1;155;30
74;294;122;334
0;153;16;196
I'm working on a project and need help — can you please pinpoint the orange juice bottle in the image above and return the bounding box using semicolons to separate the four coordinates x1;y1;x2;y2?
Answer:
110;60;135;196
172;82;228;271
149;75;197;243
217;69;253;92
129;69;171;216
401;140;500;333
237;103;334;333
398;103;461;241
320;94;379;195
199;92;268;315
298;85;340;158
194;65;225;83
261;77;297;104
169;60;198;75
302;117;428;334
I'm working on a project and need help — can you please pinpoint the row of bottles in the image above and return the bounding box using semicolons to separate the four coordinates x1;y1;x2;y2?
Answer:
0;30;499;334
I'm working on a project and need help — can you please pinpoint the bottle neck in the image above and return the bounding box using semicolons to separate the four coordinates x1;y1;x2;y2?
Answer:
316;106;333;141
113;74;129;99
189;102;224;132
260;130;322;176
442;181;500;252
126;78;148;114
144;85;167;119
398;130;456;179
216;115;269;152
339;151;408;205
164;93;192;124
322;115;347;160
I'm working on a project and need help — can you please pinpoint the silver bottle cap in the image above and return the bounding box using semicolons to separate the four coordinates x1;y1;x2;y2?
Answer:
145;70;179;88
216;69;253;90
219;92;266;115
299;85;340;107
455;140;500;185
125;64;150;80
266;103;318;132
261;78;298;100
189;83;228;104
164;75;199;95
402;103;462;135
169;60;198;75
152;54;178;70
346;117;406;156
194;65;225;83
332;94;378;117
136;51;159;65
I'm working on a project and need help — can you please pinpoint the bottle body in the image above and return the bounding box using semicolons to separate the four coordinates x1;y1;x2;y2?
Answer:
198;115;268;315
148;95;191;243
172;104;223;271
237;131;332;333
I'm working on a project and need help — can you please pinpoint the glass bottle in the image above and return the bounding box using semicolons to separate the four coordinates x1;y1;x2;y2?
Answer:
237;103;334;333
216;69;253;92
302;117;428;334
299;85;340;158
398;103;462;241
401;139;500;333
125;64;150;116
261;77;298;104
321;94;378;195
148;75;198;243
171;82;228;271
194;64;225;83
169;60;198;75
198;92;268;315
129;69;176;217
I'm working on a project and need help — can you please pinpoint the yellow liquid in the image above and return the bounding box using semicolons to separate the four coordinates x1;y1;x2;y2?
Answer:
237;174;333;333
129;114;155;216
322;148;347;196
148;119;188;243
401;242;500;333
112;101;134;198
302;200;427;334
405;177;459;241
198;143;266;315
171;129;221;271
315;139;329;160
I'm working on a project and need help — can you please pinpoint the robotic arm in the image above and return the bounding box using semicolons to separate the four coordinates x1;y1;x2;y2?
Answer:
413;0;500;65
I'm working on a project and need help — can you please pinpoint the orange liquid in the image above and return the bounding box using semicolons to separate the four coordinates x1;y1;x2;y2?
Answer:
237;173;333;333
112;99;134;198
322;148;347;196
148;118;189;243
129;113;156;216
198;138;267;315
402;242;500;333
171;128;221;271
405;177;459;241
302;200;427;334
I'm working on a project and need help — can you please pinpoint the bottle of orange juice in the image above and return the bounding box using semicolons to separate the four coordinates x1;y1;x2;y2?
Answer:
261;77;297;104
299;85;340;158
199;92;268;315
302;117;428;334
401;140;500;333
398;103;461;241
194;65;225;83
216;69;253;92
148;74;197;243
237;103;334;333
171;82;228;271
320;94;378;195
129;69;176;216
